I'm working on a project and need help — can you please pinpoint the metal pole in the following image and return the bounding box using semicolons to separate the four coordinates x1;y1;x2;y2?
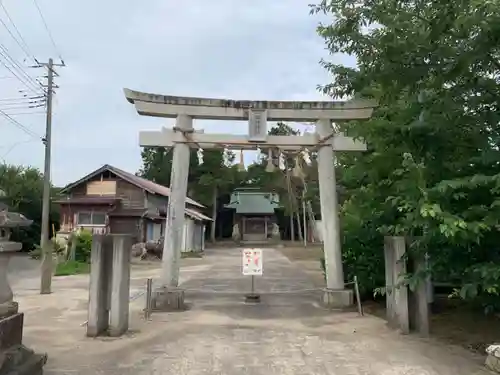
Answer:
354;276;364;316
145;278;153;320
40;58;54;295
302;190;307;247
251;275;255;295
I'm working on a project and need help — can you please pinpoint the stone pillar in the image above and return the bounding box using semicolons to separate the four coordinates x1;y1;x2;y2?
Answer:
156;115;192;310
409;253;429;336
109;235;132;337
316;119;352;307
87;234;113;337
384;236;409;333
384;237;432;335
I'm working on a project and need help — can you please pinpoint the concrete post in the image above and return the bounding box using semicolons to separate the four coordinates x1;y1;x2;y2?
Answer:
316;119;352;307
109;235;132;337
87;235;112;337
384;236;409;334
409;254;430;336
161;114;193;287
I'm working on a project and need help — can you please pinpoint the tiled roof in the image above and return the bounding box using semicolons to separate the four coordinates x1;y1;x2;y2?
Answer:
185;207;213;221
225;191;279;214
60;164;204;208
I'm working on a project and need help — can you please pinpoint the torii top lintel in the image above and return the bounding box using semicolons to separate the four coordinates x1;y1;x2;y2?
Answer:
124;88;377;122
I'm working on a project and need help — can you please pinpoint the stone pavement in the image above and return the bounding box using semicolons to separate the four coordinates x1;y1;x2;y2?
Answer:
34;247;491;375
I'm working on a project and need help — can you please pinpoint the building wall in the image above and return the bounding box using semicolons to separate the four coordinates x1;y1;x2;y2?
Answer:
67;173;146;211
115;179;145;209
146;220;163;242
59;204;111;232
145;193;168;216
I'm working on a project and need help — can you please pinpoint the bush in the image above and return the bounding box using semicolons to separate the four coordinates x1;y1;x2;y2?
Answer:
29;239;65;260
55;260;90;276
73;230;92;263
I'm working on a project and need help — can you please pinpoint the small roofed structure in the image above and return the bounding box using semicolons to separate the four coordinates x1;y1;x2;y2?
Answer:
225;188;280;243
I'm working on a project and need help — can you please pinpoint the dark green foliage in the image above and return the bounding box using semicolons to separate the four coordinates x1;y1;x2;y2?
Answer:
74;230;92;263
0;164;60;251
312;0;500;311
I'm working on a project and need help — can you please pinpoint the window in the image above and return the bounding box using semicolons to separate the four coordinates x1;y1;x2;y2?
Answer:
77;212;106;226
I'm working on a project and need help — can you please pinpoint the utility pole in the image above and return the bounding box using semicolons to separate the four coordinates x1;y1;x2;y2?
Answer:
35;57;64;295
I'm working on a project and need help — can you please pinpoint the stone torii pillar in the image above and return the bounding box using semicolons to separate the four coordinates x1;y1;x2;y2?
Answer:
161;114;192;288
124;89;376;309
316;119;350;306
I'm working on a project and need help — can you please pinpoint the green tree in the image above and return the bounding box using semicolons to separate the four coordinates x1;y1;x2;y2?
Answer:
312;0;500;308
0;164;60;250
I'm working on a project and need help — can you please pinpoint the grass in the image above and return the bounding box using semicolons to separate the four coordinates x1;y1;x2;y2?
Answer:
54;260;90;276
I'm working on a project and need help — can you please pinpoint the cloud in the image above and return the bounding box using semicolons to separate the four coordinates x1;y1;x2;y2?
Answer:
0;0;348;186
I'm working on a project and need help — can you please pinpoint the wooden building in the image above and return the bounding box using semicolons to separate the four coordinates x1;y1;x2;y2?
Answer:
55;164;211;249
225;188;280;242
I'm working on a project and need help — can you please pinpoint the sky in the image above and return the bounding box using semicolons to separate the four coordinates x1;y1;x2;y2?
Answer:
0;0;355;187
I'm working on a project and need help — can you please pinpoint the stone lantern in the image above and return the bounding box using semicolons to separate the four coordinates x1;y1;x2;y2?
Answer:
0;190;47;373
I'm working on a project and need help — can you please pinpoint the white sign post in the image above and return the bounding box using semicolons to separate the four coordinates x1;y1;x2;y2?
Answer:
242;248;263;276
242;248;263;302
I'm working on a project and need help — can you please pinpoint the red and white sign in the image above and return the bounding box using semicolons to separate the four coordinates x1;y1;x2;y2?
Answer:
242;248;263;276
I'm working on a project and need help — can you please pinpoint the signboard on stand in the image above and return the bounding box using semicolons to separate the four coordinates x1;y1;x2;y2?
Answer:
242;248;263;276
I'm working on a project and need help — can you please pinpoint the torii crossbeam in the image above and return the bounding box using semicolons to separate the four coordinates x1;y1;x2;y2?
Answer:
124;88;377;309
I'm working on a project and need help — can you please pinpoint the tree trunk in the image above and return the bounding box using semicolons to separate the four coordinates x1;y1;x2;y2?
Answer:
286;169;295;242
295;209;303;242
210;185;217;243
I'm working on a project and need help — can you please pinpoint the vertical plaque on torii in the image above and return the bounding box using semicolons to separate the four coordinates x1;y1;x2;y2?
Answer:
248;109;267;142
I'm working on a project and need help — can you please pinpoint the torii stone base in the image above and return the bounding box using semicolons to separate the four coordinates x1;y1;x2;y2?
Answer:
322;289;354;309
152;287;186;312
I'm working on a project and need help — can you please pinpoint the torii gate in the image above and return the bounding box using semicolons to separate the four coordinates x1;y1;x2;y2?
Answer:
124;88;376;308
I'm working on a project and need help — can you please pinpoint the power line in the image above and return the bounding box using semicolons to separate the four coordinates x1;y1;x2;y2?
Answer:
32;0;62;60
0;95;44;102
0;108;41;139
0;4;35;63
0;43;46;91
0;139;38;161
0;45;45;94
4;111;45;116
0;103;45;111
0;53;39;93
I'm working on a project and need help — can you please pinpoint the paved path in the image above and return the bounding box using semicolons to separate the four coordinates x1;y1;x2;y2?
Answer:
38;247;490;375
7;254;40;285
